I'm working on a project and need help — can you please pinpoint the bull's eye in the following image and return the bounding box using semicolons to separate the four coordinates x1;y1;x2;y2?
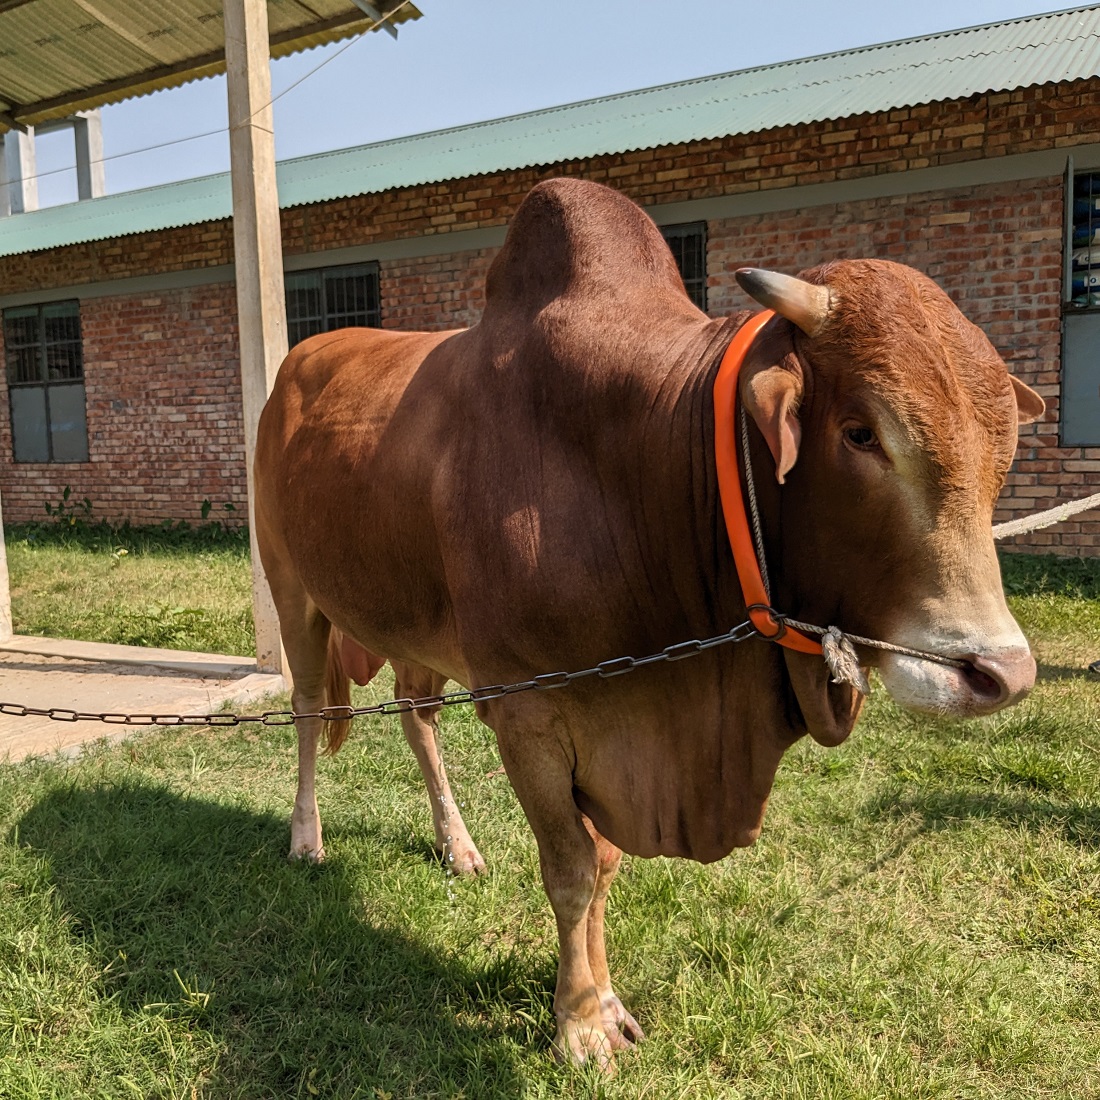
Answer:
843;426;879;451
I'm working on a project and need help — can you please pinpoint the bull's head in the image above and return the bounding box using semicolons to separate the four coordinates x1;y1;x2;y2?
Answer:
734;260;1044;743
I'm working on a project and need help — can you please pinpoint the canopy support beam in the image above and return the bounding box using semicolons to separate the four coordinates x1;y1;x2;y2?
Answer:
224;0;287;677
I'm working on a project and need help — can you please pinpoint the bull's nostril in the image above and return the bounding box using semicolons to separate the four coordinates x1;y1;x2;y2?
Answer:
961;662;1003;701
960;648;1036;708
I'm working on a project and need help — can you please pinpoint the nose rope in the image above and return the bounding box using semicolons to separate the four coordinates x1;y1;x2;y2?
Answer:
780;619;969;671
737;407;969;692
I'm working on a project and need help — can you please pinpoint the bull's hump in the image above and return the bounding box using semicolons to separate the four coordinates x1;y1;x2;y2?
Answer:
483;178;687;314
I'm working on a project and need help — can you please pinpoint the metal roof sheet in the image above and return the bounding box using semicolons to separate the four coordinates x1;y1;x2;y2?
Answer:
0;0;422;132
3;4;1100;259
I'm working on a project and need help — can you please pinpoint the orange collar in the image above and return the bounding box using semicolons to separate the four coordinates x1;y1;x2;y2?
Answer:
713;311;822;656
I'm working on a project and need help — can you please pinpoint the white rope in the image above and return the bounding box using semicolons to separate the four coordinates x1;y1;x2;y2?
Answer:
992;492;1100;540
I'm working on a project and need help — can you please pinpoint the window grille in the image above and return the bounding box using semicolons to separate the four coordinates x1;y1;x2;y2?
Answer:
661;222;707;311
1070;172;1100;308
1062;169;1100;445
285;262;381;347
3;300;89;463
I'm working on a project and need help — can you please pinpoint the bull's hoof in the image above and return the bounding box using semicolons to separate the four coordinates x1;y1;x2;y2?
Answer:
436;840;487;876
551;1017;616;1073
600;994;644;1050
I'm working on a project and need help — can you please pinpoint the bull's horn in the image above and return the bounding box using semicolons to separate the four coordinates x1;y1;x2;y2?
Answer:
735;268;831;337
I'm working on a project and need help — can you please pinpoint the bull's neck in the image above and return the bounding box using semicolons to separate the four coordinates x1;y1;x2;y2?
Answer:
630;312;767;639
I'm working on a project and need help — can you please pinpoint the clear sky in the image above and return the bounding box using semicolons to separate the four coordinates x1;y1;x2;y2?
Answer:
28;0;1082;206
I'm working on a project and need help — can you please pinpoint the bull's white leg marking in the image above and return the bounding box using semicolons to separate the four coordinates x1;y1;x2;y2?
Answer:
272;602;331;865
404;710;485;877
289;711;326;861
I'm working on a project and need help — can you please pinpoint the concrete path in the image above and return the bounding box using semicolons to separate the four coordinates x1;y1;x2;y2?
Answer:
0;635;285;762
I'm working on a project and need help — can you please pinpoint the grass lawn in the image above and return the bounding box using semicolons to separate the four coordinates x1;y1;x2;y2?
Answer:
1;528;1099;1098
5;523;255;656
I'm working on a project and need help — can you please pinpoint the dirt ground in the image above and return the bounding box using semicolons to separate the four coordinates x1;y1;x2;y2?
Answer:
0;636;284;761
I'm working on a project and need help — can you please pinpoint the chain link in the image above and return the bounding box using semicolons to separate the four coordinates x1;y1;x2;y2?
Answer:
0;619;759;728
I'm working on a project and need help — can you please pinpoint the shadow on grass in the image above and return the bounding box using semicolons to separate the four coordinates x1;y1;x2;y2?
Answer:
1037;662;1100;682
862;787;1100;850
15;781;530;1098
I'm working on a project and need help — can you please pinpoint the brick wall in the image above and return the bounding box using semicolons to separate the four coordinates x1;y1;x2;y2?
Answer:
0;282;246;525
379;248;495;332
1;79;1098;551
703;179;1096;553
4;80;1098;298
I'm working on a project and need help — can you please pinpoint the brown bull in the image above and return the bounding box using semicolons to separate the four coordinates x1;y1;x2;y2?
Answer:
254;177;1044;1067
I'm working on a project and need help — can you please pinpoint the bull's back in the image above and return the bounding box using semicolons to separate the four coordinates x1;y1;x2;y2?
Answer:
255;325;466;662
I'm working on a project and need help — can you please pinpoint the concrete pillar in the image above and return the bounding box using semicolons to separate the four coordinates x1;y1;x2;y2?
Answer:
1;126;38;215
0;110;104;216
73;110;106;200
0;127;26;636
224;0;288;676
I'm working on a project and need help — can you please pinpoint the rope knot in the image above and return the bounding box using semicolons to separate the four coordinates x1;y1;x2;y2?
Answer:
821;626;871;695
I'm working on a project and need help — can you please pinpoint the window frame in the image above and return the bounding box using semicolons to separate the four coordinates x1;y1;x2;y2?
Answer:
1061;164;1100;446
660;221;708;312
3;298;89;464
284;261;382;347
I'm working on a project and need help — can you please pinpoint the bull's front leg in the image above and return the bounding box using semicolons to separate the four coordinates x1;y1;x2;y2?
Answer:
494;718;636;1069
541;815;612;1067
583;819;644;1051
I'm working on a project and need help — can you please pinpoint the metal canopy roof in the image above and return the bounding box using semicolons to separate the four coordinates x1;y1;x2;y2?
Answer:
0;0;421;133
2;4;1100;259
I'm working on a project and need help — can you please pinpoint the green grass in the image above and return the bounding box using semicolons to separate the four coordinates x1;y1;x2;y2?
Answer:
1;542;1099;1097
5;522;254;656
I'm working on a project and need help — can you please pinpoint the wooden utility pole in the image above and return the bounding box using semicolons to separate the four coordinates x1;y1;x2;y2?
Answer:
224;0;287;676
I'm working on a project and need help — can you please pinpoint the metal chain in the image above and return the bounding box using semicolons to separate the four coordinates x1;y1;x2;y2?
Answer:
0;619;760;728
740;404;772;599
7;380;1010;730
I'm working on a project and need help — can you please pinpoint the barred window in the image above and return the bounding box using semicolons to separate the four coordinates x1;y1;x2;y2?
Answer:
1063;169;1100;445
285;262;381;347
661;222;707;311
3;300;89;463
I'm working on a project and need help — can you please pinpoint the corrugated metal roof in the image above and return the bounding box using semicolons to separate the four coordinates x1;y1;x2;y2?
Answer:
0;0;422;132
3;4;1099;258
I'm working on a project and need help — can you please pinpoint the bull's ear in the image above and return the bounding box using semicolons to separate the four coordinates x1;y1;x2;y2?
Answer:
739;320;804;484
1010;374;1045;424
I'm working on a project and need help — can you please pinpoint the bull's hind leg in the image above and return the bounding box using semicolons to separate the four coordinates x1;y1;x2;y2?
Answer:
271;596;331;862
390;659;486;876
